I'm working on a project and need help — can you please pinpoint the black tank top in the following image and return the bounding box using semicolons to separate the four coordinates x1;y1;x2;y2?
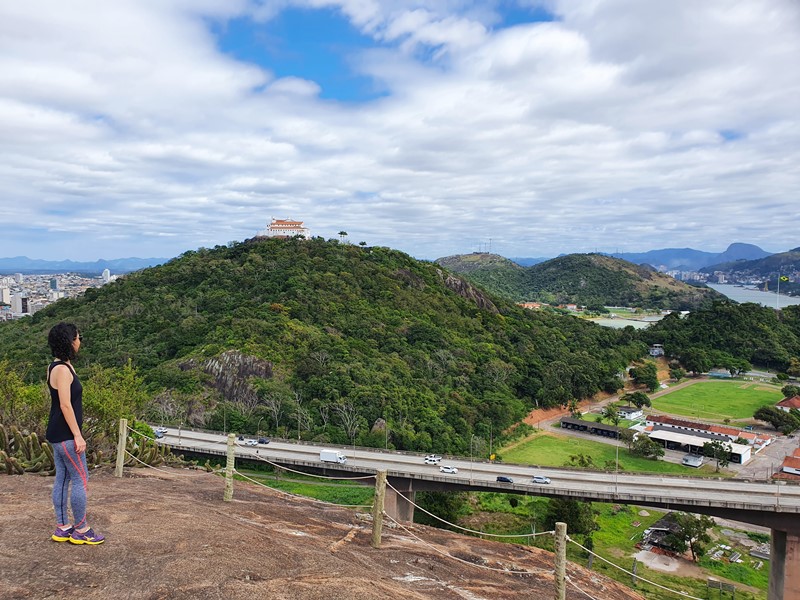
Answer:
45;361;83;443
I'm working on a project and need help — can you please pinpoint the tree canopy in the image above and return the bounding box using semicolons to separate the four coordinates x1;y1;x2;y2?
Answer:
0;238;647;454
645;301;800;373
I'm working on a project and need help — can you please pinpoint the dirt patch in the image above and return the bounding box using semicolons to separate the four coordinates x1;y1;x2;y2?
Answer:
633;550;687;574
0;468;645;600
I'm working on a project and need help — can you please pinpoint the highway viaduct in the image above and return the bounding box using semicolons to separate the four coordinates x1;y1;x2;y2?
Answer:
158;428;800;599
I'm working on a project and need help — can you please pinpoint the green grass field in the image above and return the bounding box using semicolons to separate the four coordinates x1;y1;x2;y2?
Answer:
235;469;375;506
501;431;722;476
650;380;782;423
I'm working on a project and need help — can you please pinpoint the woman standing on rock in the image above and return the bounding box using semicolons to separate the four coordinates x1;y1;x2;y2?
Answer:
46;322;104;545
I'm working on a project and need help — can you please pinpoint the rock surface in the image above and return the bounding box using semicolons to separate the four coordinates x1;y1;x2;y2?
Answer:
0;468;644;599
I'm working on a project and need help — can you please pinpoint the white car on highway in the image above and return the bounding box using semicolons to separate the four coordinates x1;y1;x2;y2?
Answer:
531;475;551;485
244;439;258;447
439;465;458;474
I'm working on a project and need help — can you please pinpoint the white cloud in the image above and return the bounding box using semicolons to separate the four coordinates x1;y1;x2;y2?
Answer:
0;0;798;261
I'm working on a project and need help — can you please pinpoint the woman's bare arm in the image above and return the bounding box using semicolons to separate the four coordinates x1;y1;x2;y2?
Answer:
50;364;86;453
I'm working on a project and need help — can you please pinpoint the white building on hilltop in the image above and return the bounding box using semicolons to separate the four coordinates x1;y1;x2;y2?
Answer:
259;218;310;239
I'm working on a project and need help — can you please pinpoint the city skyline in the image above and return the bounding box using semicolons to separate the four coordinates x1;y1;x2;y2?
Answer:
1;1;798;261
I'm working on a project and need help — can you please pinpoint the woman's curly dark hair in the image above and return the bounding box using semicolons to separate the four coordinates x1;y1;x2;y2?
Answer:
48;322;79;362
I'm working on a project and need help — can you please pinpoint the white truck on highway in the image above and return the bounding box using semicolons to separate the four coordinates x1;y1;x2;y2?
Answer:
319;449;348;464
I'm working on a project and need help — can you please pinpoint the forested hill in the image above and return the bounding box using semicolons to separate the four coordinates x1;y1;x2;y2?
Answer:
435;253;528;299
643;301;800;373
523;254;722;309
0;238;645;454
438;252;722;310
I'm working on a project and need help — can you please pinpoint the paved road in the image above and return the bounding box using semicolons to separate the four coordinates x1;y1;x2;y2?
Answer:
156;427;800;515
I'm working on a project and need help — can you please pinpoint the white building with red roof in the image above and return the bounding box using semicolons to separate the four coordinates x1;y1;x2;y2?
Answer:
777;396;800;412
259;218;310;239
781;450;800;477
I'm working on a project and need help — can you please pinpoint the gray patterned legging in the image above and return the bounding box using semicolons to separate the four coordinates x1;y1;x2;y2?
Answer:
51;440;89;528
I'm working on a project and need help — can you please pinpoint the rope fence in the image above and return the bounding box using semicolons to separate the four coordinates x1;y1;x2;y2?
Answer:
381;511;555;577
385;479;555;539
565;576;599;600
233;468;374;509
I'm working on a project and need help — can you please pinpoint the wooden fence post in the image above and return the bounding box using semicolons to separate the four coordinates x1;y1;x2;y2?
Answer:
371;470;387;549
554;522;566;600
224;433;235;501
114;418;128;478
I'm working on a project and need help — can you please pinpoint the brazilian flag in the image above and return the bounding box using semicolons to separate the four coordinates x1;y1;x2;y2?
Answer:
780;275;789;281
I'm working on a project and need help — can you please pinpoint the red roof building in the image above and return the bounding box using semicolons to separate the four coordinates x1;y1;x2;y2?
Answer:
781;456;800;476
777;396;800;412
259;218;310;239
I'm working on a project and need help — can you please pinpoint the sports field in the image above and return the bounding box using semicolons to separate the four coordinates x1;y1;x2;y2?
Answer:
650;380;782;423
501;431;718;475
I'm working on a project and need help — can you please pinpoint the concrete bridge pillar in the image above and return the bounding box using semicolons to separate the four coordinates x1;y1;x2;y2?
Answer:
385;477;416;522
769;529;800;600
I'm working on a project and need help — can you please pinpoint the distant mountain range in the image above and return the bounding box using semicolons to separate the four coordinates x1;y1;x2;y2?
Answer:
607;243;772;271
507;243;772;272
0;256;169;275
0;242;777;275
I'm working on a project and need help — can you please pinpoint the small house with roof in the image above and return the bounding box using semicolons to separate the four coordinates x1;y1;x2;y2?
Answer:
777;396;800;413
617;406;643;420
781;450;800;476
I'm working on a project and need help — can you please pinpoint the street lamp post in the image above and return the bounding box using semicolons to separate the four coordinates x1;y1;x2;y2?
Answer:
470;434;480;483
615;442;619;495
257;416;264;437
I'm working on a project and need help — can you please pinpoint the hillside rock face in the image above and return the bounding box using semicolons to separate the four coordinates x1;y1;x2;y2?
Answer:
183;350;273;404
437;270;499;313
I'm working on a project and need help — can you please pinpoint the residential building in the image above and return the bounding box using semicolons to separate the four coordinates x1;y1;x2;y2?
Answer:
10;294;28;314
777;396;800;412
617;406;643;420
781;453;800;477
517;302;543;310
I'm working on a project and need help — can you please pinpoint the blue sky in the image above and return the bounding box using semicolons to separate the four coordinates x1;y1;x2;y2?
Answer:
0;1;798;261
215;9;385;102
